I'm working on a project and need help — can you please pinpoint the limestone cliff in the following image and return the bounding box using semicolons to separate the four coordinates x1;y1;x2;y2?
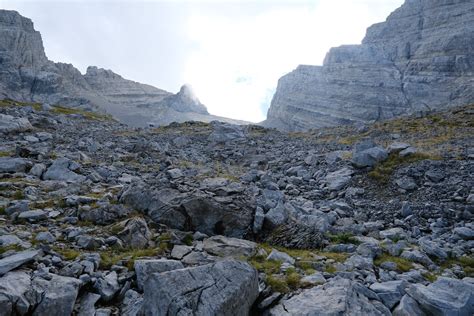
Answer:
263;0;474;131
0;10;244;127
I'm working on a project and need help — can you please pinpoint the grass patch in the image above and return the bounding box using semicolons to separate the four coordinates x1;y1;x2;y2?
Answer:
51;105;113;121
0;205;5;215
0;244;23;255
422;272;438;283
55;248;81;261
181;234;194;246
266;275;289;293
100;248;162;270
374;254;413;272
441;256;474;277
0;99;42;111
0;151;12;157
13;190;25;200
327;233;360;245
369;152;439;183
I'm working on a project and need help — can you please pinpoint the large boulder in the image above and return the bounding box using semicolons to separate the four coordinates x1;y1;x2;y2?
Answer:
202;235;257;258
405;277;474;316
42;158;85;182
120;183;255;238
0;270;33;315
0;157;31;173
0;114;32;133
134;259;184;291
269;277;390;315
31;274;81;316
0;249;40;276
141;260;258;315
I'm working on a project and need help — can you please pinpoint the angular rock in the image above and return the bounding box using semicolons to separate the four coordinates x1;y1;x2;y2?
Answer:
267;249;295;265
0;114;32;133
0;249;40;276
370;280;407;309
141;260;258;315
406;277;474;316
134;259;184;291
0;157;30;173
269;277;390;315
43;158;85;182
202;235;257;258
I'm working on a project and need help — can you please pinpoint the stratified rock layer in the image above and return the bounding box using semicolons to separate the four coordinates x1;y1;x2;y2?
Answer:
0;10;245;127
264;0;474;131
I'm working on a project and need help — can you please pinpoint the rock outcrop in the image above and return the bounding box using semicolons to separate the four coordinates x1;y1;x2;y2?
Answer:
0;10;245;127
264;0;474;131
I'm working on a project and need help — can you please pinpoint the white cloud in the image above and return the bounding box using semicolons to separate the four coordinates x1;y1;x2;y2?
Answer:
183;0;404;122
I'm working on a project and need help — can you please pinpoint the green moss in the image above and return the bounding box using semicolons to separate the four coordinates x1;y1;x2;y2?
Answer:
369;152;439;184
374;254;413;272
181;234;194;246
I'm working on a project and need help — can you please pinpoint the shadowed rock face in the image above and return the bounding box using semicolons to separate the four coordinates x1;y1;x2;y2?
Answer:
264;0;474;131
0;10;245;127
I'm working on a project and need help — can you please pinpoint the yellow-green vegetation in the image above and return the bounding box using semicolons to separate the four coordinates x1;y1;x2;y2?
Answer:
13;190;25;199
0;244;22;255
100;248;162;270
0;205;5;215
328;233;360;245
374;254;414;272
441;256;474;277
157;232;173;252
422;272;438;283
324;264;337;273
248;244;348;292
31;199;56;209
51;105;113;121
0;99;42;111
0;151;12;157
369;152;439;183
54;248;81;261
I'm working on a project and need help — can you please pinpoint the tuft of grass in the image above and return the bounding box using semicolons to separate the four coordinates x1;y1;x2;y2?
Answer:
374;254;414;272
327;233;360;245
441;256;474;277
369;152;439;183
0;151;12;157
249;254;281;275
325;264;337;273
13;190;25;200
422;272;438;283
181;234;194;246
0;205;5;215
267;275;289;293
285;268;302;290
55;248;81;261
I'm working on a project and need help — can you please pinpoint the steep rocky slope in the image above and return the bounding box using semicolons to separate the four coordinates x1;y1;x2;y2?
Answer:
264;0;474;131
0;10;245;127
0;100;473;315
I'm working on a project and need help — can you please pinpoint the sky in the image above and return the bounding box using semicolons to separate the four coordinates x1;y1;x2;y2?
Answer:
0;0;404;122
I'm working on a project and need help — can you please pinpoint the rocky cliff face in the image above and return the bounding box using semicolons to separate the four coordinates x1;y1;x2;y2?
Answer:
264;0;474;131
0;10;243;127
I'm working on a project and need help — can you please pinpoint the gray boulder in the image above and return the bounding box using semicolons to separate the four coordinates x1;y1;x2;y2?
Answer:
141;260;258;316
352;146;388;168
43;158;85;182
0;249;40;276
393;294;426;316
370;280;408;309
269;277;390;315
31;273;81;316
203;235;257;258
325;167;353;191
94;271;120;302
0;270;33;315
406;277;474;316
134;259;184;291
0;114;32;133
0;157;30;173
